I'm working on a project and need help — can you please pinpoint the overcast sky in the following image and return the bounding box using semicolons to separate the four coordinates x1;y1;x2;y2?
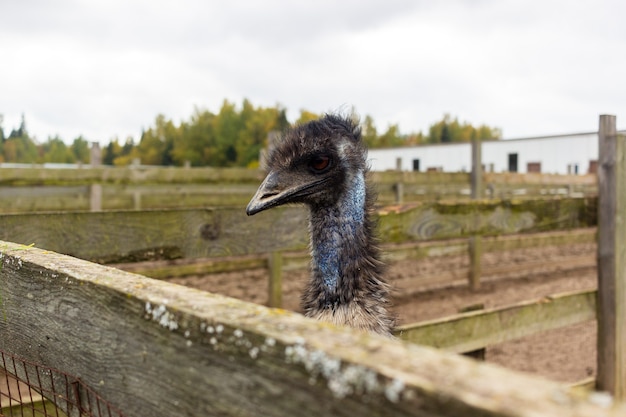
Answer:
1;0;625;144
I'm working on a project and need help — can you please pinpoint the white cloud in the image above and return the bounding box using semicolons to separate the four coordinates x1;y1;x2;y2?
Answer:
1;0;625;144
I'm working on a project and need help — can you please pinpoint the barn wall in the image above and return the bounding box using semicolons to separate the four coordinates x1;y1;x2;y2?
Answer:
368;132;602;174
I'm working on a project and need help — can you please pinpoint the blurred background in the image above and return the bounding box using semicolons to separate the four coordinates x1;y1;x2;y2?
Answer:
0;0;624;167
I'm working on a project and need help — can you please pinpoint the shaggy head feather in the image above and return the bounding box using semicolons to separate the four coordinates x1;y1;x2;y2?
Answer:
247;114;394;336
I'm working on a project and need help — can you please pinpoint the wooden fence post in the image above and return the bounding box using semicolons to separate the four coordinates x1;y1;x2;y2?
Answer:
89;184;102;212
268;251;283;308
89;142;101;167
469;133;483;290
468;236;482;291
596;114;626;399
471;133;483;199
394;182;404;204
133;191;142;210
394;157;404;204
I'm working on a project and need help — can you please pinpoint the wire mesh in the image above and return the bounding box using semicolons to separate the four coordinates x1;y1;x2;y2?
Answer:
0;350;124;417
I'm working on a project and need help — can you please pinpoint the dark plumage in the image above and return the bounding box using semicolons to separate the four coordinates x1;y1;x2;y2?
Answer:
246;114;394;336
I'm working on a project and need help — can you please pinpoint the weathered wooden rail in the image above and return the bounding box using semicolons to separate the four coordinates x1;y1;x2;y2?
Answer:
0;241;622;417
395;289;597;353
0;199;599;361
0;197;597;263
115;228;597;304
1;116;624;414
0;165;597;212
113;229;598;363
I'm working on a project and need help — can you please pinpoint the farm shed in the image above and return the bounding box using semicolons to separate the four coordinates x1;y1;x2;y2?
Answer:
368;130;625;174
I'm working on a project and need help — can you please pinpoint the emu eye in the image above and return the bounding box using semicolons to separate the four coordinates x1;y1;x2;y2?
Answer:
309;155;332;173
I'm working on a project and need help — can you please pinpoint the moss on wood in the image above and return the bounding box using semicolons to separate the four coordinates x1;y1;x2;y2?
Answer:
0;241;622;417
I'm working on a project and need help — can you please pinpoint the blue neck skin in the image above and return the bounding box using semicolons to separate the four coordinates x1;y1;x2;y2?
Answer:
309;172;366;290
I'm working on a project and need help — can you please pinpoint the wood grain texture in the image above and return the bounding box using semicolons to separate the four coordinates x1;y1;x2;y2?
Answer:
0;200;596;264
268;251;283;308
596;115;626;399
0;207;310;262
468;236;482;291
377;197;596;242
0;167;598;212
114;229;596;282
0;242;623;417
395;290;597;353
0;166;262;186
0;184;260;213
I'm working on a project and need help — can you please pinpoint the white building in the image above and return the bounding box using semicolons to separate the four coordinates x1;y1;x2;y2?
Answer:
366;131;623;175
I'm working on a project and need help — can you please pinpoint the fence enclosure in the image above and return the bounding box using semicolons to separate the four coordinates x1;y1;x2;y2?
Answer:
0;197;596;264
0;241;622;417
0;114;625;416
0;165;596;213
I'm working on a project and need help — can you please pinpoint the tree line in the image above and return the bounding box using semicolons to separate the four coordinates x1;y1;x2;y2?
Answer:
0;100;501;167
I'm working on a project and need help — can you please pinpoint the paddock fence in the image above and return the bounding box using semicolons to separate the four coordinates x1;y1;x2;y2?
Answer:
0;165;596;213
0;115;623;416
0;241;622;417
0;198;601;414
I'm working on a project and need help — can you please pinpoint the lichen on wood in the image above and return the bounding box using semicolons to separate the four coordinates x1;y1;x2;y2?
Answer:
0;240;623;417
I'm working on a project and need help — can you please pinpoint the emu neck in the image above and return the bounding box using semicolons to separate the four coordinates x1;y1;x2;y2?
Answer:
309;172;367;292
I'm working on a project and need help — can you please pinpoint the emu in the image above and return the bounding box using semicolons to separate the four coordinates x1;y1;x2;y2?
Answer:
246;114;394;336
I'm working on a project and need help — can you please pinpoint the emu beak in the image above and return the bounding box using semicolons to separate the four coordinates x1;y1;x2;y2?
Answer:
246;170;288;216
246;169;326;216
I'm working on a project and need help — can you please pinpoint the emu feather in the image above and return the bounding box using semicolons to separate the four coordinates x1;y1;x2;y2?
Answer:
247;114;394;336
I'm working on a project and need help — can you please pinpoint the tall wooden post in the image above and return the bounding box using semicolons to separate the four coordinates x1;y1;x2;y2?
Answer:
468;236;482;291
394;182;404;204
133;191;142;211
89;184;102;212
471;133;483;199
90;142;102;167
469;133;483;290
394;157;404;204
268;251;283;308
596;114;626;399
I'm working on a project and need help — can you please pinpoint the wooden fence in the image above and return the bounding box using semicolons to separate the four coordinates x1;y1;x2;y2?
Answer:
116;228;597;308
0;115;624;415
396;289;596;353
0;197;597;264
0;165;597;212
0;241;622;417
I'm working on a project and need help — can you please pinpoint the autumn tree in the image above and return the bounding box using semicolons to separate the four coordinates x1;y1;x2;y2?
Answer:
296;110;320;125
361;115;378;148
377;124;405;147
136;114;179;165
10;104;502;167
0;114;4;162
41;136;74;163
175;108;216;166
102;138;135;165
2;114;38;163
166;100;291;167
0;114;5;143
427;114;501;143
70;136;90;163
235;100;287;167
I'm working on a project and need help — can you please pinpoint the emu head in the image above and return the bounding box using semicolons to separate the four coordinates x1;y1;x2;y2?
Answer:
246;114;367;215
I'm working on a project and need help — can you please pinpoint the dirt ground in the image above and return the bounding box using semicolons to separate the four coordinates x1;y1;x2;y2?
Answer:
169;241;598;385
